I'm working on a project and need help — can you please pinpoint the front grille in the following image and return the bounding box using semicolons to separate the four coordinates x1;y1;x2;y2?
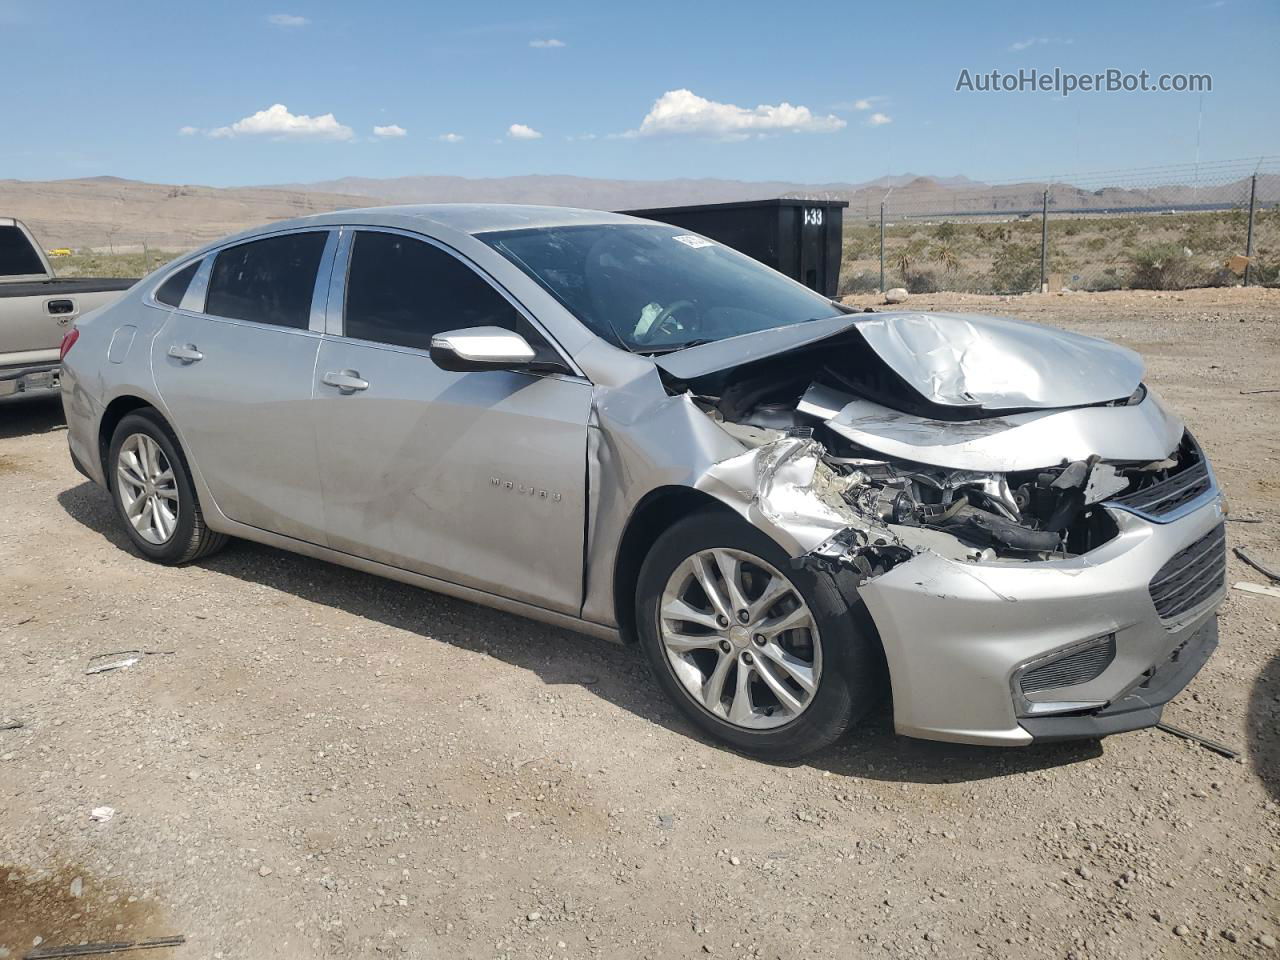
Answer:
1020;635;1116;694
1110;434;1211;519
1148;524;1226;624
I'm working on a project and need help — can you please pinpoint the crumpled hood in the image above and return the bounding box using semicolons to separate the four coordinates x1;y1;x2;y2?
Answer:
654;310;1145;413
852;312;1144;411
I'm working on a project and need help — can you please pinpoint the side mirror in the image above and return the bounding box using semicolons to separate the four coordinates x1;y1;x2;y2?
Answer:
429;326;537;372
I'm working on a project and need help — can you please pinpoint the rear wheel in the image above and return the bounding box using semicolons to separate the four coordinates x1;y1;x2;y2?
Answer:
636;508;882;760
108;410;227;564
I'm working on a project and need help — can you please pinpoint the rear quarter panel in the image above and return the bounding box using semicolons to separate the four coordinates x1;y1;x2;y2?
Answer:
61;294;172;487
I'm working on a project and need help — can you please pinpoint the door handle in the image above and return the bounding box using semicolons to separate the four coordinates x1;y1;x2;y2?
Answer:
167;343;203;364
322;369;369;394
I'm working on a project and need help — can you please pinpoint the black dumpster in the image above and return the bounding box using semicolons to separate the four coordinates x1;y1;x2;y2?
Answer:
620;198;848;298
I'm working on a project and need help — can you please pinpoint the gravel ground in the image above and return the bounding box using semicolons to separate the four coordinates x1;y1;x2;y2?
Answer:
1;287;1277;960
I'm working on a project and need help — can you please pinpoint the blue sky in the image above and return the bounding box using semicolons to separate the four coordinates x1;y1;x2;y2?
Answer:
3;0;1277;187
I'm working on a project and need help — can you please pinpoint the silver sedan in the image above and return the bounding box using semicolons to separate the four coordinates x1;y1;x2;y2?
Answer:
60;205;1226;759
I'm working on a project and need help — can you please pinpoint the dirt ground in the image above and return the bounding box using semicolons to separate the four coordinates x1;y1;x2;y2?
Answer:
1;287;1277;960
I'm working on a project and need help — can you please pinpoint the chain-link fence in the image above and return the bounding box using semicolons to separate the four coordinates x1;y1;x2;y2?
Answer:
41;239;192;279
837;158;1280;296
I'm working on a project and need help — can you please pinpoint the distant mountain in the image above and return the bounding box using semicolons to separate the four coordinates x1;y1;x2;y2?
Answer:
0;177;369;249
269;173;895;210
279;170;1266;219
2;169;1270;251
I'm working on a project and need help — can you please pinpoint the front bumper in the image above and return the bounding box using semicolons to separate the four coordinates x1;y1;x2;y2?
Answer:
859;492;1227;746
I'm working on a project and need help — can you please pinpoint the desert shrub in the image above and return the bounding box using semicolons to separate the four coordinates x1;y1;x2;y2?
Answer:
838;270;880;295
1127;243;1197;289
1082;269;1125;292
947;272;989;293
933;221;958;241
1084;236;1108;252
930;243;961;273
1251;256;1280;286
989;242;1041;293
903;269;941;294
1199;266;1237;288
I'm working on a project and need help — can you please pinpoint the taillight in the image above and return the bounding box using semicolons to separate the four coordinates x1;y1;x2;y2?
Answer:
59;328;79;360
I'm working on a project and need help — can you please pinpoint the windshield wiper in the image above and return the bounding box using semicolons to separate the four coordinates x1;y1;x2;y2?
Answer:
638;338;716;355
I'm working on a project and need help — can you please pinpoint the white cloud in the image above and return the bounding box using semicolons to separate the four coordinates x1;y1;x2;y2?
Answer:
177;125;200;136
373;124;407;138
437;132;464;143
268;13;309;27
626;89;845;140
1009;36;1072;51
507;123;543;140
865;112;892;127
209;104;354;141
529;38;566;48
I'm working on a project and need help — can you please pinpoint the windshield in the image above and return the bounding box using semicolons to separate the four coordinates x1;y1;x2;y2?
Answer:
478;223;842;352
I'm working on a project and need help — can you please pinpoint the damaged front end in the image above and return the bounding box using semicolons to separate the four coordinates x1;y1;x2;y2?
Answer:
660;311;1202;580
650;311;1225;745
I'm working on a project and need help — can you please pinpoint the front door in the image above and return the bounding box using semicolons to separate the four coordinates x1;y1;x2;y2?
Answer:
311;229;591;615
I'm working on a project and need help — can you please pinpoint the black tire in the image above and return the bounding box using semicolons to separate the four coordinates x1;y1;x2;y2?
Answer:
107;409;228;564
636;508;883;760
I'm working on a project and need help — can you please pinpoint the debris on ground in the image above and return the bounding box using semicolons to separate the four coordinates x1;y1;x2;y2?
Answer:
1156;721;1240;759
24;934;185;958
1233;581;1280;600
1234;546;1280;583
89;806;116;823
0;718;23;731
84;650;173;675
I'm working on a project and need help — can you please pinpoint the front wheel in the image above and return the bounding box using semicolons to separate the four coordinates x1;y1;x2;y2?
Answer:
635;508;883;760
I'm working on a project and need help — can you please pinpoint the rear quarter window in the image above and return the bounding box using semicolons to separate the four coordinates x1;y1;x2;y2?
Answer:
0;225;46;277
206;232;328;328
154;260;201;307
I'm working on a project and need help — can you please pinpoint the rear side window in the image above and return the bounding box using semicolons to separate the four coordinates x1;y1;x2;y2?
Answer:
0;225;46;277
154;260;201;307
206;232;327;328
343;231;519;350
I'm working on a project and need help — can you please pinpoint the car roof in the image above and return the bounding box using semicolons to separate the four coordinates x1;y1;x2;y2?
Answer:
263;203;646;237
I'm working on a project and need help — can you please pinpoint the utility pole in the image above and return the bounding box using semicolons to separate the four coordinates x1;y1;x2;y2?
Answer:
1039;189;1049;293
879;202;886;293
1244;173;1258;286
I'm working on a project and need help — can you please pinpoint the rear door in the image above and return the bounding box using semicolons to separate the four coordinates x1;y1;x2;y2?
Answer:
0;221;65;360
312;228;592;615
153;230;334;544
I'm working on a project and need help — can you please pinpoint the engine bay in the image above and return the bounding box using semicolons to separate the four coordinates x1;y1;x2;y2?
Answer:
666;329;1200;571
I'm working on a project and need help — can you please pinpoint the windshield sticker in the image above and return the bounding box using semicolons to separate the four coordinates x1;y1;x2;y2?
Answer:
672;234;716;249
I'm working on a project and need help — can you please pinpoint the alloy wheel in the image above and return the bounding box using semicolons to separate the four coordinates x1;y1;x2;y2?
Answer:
658;548;822;729
116;433;180;545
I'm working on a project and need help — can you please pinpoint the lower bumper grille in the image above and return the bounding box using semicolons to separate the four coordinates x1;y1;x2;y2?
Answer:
1019;635;1116;694
1148;524;1226;624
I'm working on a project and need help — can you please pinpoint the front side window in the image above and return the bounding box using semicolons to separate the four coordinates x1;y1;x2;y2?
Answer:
343;231;520;350
479;223;842;353
206;232;327;328
154;260;201;308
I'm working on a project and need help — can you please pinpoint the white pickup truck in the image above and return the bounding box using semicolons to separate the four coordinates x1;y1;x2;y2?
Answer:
0;218;135;398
